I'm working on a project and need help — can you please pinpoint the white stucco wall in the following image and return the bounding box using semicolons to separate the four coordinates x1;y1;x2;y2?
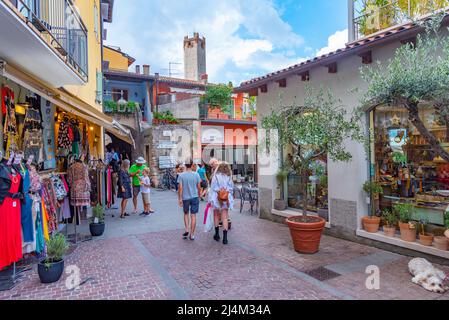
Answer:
256;39;403;231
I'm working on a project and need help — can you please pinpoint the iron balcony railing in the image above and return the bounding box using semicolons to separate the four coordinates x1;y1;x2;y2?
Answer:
353;0;449;41
8;0;88;80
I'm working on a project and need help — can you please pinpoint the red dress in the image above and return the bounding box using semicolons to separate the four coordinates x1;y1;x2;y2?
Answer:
0;173;23;270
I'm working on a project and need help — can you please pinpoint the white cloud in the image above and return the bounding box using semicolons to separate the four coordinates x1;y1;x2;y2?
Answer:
316;29;348;57
105;0;305;84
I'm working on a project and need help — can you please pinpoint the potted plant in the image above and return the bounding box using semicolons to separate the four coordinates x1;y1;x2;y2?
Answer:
418;218;434;246
394;203;417;242
262;86;365;254
362;181;383;233
89;204;105;237
382;209;397;237
38;233;69;284
274;168;288;211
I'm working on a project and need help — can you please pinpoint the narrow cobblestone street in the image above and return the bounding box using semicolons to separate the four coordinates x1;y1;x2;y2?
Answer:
1;190;449;300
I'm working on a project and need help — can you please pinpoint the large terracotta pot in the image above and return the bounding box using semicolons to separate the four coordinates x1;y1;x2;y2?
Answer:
286;216;326;254
383;226;397;238
399;222;417;242
419;233;434;247
434;236;449;251
362;216;381;233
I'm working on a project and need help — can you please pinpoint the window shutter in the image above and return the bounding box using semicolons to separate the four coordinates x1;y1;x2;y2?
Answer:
96;70;103;104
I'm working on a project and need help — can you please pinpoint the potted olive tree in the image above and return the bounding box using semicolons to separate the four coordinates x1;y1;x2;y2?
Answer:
362;181;383;233
394;203;417;242
262;86;364;254
38;233;69;284
89;204;105;237
274;168;288;211
382;209;397;237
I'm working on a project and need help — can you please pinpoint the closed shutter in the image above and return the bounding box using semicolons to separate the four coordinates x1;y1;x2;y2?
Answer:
96;70;103;104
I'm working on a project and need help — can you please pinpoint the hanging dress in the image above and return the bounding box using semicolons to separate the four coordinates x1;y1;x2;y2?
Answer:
0;173;23;270
21;167;34;243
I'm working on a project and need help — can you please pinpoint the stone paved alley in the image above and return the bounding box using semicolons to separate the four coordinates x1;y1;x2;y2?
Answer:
1;190;449;300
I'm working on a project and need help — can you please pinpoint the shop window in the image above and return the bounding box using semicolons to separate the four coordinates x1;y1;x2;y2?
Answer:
371;104;449;230
286;155;328;217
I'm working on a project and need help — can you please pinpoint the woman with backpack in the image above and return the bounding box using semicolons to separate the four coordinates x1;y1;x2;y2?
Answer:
209;162;234;245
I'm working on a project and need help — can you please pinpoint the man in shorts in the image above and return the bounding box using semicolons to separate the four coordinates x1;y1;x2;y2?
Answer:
178;161;202;241
129;157;147;214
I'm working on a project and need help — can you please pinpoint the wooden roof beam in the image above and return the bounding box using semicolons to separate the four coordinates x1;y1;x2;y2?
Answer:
326;62;337;74
276;78;287;88
299;71;310;81
259;84;268;93
358;51;372;64
401;36;417;47
249;88;258;97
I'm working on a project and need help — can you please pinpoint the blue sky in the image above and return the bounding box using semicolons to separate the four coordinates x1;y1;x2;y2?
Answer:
105;0;348;85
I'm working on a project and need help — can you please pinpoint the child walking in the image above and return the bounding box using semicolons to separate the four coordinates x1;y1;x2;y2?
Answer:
140;168;154;216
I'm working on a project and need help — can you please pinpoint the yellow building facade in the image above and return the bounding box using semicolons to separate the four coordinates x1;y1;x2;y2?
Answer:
103;46;135;72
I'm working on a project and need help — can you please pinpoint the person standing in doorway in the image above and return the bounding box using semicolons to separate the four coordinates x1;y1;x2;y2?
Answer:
117;160;132;219
209;162;234;245
178;161;202;241
129;157;147;215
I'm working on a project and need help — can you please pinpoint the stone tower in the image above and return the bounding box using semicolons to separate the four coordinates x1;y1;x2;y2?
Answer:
183;33;206;81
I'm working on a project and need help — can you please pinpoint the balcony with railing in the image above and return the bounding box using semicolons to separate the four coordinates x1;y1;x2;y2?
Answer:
351;0;449;41
0;0;88;86
199;103;257;123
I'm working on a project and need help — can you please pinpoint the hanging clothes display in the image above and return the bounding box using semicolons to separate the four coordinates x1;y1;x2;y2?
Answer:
57;116;71;155
2;86;18;157
18;163;34;243
67;161;91;207
22;97;43;166
0;162;23;270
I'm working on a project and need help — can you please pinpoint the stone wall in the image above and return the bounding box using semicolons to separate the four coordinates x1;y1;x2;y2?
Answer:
158;98;200;120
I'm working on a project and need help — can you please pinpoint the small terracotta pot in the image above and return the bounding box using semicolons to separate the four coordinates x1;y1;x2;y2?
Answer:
399;222;417;242
286;216;326;254
362;216;381;233
419;233;434;246
383;226;397;238
434;236;449;251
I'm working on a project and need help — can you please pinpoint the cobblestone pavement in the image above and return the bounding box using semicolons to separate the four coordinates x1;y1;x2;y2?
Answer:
1;190;448;300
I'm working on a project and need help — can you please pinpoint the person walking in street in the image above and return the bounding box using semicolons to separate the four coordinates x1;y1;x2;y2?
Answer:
178;161;202;241
209;162;234;245
129;157;147;214
140;168;154;216
117;159;132;219
197;163;209;201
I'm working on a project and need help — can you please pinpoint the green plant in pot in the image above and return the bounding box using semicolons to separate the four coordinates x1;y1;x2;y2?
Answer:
262;86;365;254
418;218;434;247
273;168;288;211
90;204;105;237
394;203;417;242
38;233;69;284
362;180;383;233
382;209;397;237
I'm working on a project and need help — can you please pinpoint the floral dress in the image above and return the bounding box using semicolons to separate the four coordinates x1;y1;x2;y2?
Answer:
209;173;234;210
67;162;91;207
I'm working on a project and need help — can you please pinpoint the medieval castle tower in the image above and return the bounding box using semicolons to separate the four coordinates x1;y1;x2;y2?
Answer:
183;32;206;82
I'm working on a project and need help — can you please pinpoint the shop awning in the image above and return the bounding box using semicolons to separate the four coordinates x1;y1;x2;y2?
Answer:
0;61;135;147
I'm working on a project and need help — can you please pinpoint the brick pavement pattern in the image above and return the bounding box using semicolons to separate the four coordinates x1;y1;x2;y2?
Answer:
1;190;448;300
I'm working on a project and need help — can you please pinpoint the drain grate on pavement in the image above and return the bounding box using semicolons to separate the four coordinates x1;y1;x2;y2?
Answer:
304;266;341;282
